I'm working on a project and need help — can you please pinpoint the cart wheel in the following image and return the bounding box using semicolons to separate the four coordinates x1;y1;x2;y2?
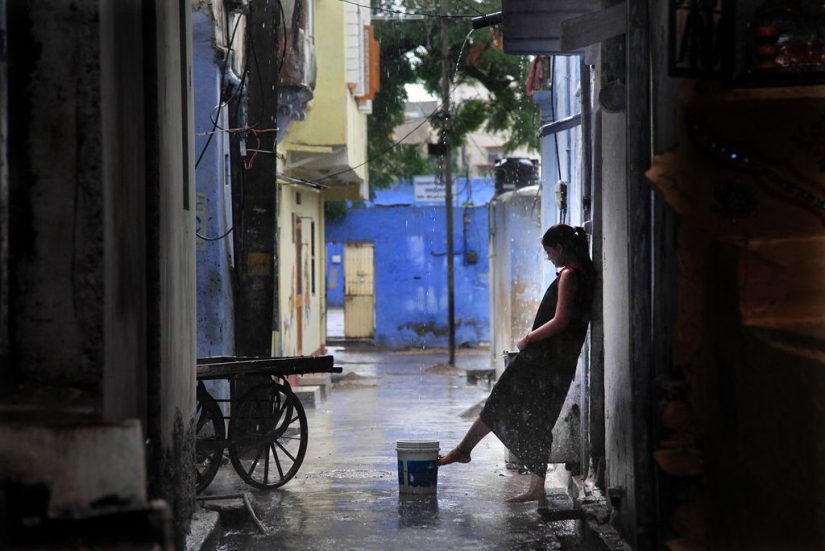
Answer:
195;383;225;493
228;381;308;490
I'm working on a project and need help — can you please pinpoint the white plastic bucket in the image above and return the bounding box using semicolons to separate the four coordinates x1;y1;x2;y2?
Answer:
396;440;440;495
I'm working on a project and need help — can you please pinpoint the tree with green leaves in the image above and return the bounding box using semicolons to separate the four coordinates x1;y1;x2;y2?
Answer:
368;0;539;192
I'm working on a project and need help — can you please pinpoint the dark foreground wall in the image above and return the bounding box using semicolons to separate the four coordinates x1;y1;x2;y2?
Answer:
647;85;825;550
1;1;196;548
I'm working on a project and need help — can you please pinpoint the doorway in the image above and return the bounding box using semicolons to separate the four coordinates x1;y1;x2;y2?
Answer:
343;243;375;339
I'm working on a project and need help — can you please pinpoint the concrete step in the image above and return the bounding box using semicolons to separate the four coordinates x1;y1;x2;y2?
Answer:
296;372;332;398
294;385;322;409
466;368;495;388
185;509;221;551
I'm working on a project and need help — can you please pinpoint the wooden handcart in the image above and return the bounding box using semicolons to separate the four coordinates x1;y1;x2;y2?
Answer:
195;355;341;493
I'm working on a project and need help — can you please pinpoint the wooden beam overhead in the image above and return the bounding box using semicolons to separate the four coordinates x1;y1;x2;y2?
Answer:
561;2;627;52
503;0;601;15
501;0;600;54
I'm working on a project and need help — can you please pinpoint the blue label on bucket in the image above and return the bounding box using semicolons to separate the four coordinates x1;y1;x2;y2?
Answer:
406;460;438;488
398;460;404;485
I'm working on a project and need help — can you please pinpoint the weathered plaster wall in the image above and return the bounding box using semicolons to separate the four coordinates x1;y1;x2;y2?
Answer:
100;0;149;423
7;0;104;400
0;0;8;380
600;108;636;537
278;184;324;357
0;421;147;516
4;1;196;547
325;203;490;349
145;1;197;545
193;7;235;358
488;186;543;375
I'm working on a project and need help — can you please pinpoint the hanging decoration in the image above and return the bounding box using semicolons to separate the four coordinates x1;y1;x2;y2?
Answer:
669;0;825;86
669;0;735;79
712;177;759;224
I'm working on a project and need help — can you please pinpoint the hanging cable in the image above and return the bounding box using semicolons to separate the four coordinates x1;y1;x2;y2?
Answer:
549;56;562;183
195;6;247;170
195;5;250;242
338;0;474;19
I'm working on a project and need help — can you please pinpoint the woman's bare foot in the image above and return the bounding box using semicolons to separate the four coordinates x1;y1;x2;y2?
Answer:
435;448;471;466
505;473;547;504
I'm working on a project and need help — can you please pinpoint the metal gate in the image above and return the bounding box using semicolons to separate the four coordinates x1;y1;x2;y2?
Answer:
343;243;374;339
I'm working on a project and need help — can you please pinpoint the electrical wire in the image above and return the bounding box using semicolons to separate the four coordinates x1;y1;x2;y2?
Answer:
312;80;464;185
277;0;287;73
195;5;253;242
198;226;235;242
315;26;509;185
452;0;487;17
548;56;566;224
195;10;247;243
195;6;247;170
196;0;512;241
549;56;562;183
196;0;285;242
209;30;253;133
339;0;474;19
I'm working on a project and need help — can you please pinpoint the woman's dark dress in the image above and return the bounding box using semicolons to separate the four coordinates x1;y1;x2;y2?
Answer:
479;265;593;477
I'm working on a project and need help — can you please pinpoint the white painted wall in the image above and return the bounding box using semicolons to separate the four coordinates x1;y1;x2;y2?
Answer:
600;109;634;509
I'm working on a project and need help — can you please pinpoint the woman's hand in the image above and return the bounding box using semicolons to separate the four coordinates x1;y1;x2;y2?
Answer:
517;333;530;351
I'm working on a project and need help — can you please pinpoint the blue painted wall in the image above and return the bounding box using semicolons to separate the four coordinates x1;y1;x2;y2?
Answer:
367;176;496;207
193;9;235;358
325;178;492;348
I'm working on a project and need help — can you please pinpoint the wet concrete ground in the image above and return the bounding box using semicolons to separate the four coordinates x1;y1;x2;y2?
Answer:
200;344;603;551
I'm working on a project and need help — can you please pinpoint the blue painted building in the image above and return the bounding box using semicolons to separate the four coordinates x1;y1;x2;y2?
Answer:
193;8;236;359
325;177;495;349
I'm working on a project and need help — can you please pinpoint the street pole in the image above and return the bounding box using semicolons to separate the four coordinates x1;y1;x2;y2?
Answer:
237;0;279;357
441;0;456;366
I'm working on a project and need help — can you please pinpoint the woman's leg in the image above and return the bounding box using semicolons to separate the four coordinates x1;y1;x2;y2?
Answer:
436;416;491;466
505;473;547;504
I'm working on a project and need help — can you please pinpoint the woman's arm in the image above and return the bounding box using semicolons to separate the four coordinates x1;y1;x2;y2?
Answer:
516;269;579;350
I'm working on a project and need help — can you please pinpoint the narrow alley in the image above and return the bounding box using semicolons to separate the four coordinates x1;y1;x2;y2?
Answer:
193;345;618;551
7;2;825;550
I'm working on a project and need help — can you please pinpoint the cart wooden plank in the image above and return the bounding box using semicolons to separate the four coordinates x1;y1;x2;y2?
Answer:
196;355;340;380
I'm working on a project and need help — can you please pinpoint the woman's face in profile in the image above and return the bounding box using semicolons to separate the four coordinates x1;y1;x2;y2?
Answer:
544;244;563;267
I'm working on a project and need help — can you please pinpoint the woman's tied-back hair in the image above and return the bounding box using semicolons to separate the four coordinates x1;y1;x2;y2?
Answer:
541;224;597;288
541;224;588;259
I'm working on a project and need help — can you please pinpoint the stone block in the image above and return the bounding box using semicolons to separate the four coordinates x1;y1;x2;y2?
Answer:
0;420;147;517
294;386;322;409
297;372;332;397
466;368;495;387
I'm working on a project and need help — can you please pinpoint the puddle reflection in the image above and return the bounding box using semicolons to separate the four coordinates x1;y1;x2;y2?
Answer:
397;494;440;528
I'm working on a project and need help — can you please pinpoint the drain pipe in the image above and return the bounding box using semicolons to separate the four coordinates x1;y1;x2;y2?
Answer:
537;113;582;139
471;11;502;30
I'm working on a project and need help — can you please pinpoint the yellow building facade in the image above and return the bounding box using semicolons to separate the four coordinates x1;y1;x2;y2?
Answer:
275;0;376;356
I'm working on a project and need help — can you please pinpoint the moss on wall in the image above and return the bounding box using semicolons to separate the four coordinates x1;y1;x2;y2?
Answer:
156;412;196;550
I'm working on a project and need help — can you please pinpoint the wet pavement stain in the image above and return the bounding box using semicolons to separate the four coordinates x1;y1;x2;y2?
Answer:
202;345;587;550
